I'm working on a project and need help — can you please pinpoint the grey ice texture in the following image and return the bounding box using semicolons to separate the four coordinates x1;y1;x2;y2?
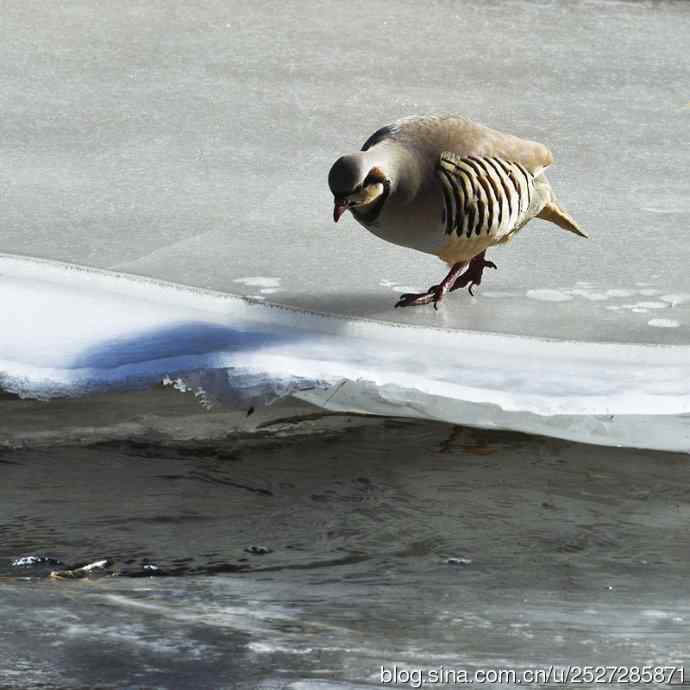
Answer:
0;0;688;341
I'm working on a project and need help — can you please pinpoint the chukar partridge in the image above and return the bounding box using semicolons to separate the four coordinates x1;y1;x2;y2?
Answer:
328;114;588;309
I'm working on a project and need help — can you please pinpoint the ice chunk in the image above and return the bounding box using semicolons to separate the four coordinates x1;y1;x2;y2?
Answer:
0;0;688;451
1;255;690;452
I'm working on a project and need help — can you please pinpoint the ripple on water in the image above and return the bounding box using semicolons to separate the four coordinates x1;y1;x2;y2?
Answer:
3;421;690;689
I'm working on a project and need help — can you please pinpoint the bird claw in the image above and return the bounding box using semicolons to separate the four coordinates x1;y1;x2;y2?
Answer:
393;255;495;308
450;257;498;295
395;286;443;309
395;293;423;308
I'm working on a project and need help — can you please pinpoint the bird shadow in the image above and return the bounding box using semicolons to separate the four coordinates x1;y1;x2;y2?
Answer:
69;321;291;370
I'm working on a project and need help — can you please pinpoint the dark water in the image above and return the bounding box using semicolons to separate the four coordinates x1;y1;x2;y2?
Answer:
2;417;690;689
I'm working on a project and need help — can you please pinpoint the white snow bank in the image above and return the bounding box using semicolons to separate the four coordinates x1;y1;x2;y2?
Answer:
1;254;689;451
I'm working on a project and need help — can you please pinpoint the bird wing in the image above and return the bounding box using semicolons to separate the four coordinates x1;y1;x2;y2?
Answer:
437;152;536;240
386;114;554;176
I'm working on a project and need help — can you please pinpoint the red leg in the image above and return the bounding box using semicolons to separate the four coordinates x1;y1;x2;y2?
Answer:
395;262;468;310
449;251;497;296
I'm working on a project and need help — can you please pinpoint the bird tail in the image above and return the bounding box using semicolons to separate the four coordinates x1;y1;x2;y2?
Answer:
537;201;589;239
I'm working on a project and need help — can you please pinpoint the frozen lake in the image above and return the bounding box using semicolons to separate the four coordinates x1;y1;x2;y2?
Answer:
1;2;689;688
0;0;688;343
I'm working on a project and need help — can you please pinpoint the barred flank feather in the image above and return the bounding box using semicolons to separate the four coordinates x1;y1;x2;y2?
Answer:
438;153;535;241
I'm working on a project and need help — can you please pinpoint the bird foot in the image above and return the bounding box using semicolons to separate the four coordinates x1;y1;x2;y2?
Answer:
450;254;497;296
395;285;446;310
394;261;468;310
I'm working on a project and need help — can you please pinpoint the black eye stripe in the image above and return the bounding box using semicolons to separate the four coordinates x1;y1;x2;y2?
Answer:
335;184;362;197
350;177;391;225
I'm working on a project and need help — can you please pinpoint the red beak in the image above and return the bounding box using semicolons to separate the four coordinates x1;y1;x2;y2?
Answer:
333;199;349;223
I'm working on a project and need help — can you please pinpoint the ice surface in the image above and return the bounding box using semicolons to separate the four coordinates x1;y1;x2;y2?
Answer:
0;1;689;448
0;0;688;342
2;254;690;451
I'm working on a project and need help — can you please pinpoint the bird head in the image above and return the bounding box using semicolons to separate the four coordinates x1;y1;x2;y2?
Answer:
328;154;389;222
